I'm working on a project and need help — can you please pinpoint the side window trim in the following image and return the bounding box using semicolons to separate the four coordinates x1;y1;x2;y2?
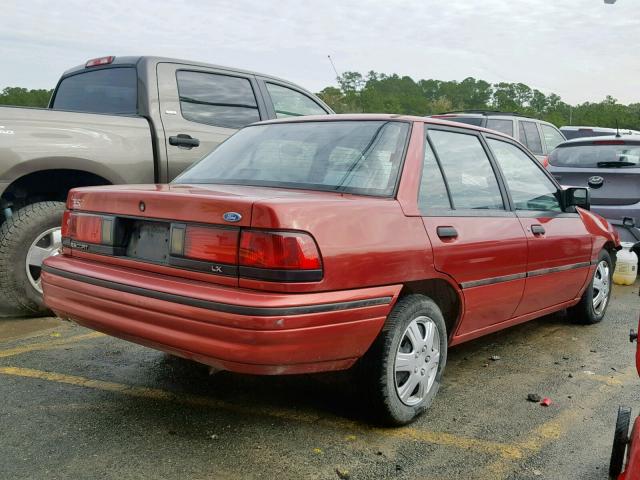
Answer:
423;133;455;210
174;69;264;127
424;125;511;213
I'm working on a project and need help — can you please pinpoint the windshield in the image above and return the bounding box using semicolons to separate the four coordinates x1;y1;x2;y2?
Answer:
549;143;640;168
174;120;410;196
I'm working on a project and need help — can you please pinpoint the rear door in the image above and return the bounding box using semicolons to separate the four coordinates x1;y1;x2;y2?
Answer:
156;63;268;180
419;126;528;337
486;136;592;315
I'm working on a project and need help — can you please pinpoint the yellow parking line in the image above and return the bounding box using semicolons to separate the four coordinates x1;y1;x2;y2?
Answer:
0;365;522;460
0;332;104;359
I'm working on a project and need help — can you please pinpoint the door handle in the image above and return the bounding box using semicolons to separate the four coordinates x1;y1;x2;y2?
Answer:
169;134;200;148
437;226;458;239
531;224;545;235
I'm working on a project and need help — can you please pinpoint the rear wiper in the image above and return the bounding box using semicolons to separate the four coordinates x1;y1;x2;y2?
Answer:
597;161;636;168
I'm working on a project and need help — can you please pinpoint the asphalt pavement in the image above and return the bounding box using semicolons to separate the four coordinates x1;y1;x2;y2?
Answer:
0;281;638;480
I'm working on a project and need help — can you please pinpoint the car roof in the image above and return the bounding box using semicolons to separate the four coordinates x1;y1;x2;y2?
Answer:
60;55;306;87
433;110;531;119
253;113;515;139
556;134;640;148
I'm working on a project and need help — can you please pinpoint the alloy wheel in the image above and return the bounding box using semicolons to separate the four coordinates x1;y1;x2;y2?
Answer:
25;227;61;294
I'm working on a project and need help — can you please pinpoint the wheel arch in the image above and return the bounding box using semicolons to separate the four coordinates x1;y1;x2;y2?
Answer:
1;167;113;210
400;278;463;340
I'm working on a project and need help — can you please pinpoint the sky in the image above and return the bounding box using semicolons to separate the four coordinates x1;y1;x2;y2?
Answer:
2;0;639;105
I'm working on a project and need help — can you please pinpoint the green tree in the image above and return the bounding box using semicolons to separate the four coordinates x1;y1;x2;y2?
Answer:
0;87;52;107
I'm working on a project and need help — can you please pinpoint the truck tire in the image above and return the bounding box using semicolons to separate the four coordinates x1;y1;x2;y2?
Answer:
0;202;66;316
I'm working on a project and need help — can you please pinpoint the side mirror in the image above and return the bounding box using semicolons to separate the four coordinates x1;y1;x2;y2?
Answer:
560;187;590;211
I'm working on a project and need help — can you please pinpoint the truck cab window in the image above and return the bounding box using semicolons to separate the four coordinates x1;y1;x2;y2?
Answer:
52;67;138;115
176;71;260;129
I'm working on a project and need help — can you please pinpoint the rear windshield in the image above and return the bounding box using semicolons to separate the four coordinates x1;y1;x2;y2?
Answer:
549;143;640;168
174;120;410;196
52;67;137;114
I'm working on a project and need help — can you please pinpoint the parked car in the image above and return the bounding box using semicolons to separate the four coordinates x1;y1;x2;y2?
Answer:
0;55;332;315
42;114;619;425
561;126;640;140
430;110;566;163
610;241;640;479
547;136;640;242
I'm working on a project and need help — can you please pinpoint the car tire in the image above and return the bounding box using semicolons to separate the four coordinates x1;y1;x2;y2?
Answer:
360;294;448;426
0;201;66;316
610;406;631;478
568;249;613;325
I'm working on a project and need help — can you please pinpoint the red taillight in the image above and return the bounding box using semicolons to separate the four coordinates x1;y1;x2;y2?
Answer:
541;156;549;168
63;212;111;245
181;225;238;264
85;56;115;67
239;230;321;270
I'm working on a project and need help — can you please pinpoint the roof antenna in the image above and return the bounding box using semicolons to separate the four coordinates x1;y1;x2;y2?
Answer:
327;55;340;81
616;119;621;138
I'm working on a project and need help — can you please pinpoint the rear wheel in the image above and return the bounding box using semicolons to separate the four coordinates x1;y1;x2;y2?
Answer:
0;202;65;316
360;294;447;425
568;249;613;324
610;406;631;478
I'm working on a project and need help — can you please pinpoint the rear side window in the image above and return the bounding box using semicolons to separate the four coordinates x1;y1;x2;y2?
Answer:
266;83;327;118
428;130;504;210
176;71;260;129
52;67;137;114
486;119;514;137
541;124;565;152
549;144;640;168
419;138;451;209
518;121;543;155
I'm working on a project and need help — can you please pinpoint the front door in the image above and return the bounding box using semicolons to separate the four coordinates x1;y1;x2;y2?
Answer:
486;137;593;316
156;63;267;180
419;127;528;337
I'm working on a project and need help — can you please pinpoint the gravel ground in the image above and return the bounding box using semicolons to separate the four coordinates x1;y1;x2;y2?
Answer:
0;281;638;480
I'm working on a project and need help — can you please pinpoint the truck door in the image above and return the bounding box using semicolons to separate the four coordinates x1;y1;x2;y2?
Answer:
156;63;268;180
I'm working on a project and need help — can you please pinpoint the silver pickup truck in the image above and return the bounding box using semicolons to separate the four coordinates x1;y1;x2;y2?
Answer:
0;55;332;315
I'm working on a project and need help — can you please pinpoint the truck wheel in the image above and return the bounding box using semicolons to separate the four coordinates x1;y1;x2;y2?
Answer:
568;249;613;325
0;202;66;316
610;406;631;478
360;294;448;426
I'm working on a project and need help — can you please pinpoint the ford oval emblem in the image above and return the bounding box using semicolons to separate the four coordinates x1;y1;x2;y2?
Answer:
223;211;242;223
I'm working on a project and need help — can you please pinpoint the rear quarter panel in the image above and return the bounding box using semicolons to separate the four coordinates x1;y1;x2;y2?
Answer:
0;106;155;194
248;196;435;292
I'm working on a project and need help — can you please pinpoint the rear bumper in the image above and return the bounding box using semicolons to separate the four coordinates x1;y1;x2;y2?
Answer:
42;256;400;375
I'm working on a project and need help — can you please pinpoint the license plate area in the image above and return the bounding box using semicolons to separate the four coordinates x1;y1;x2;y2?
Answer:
125;220;171;263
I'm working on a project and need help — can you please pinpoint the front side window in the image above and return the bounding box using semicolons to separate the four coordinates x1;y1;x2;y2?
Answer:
419;138;451;209
176;71;260;128
518;121;543;155
428;130;504;210
52;67;137;114
488;138;561;211
175;121;409;197
541;124;565;152
266;83;327;118
486;118;514;137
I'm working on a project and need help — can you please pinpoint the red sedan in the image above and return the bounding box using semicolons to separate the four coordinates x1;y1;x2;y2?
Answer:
42;114;619;424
